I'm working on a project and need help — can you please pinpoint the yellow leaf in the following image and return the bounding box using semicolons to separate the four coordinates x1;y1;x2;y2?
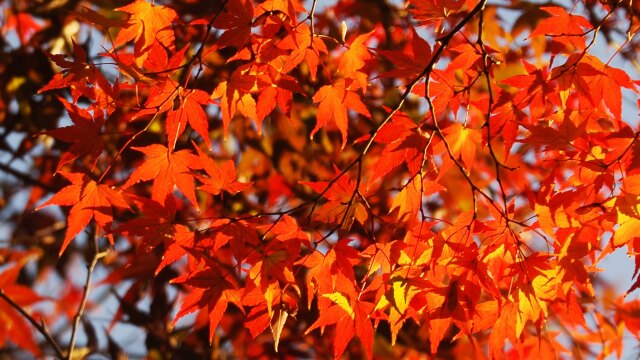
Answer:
323;292;354;319
516;284;547;337
614;212;640;247
270;308;288;353
443;123;481;169
392;279;409;313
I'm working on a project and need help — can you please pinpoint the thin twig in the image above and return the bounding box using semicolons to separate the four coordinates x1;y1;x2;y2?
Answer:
0;162;56;192
66;229;108;359
0;288;65;358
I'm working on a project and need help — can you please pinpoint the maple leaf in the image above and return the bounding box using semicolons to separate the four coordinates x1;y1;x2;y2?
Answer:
72;6;121;30
242;284;298;352
194;145;251;196
212;0;254;50
115;195;192;274
390;176;446;222
256;72;302;128
256;0;306;20
363;110;429;181
165;88;212;150
488;301;520;357
311;79;370;149
305;291;375;359
171;266;243;342
615;299;640;337
155;225;195;274
529;6;593;52
441;123;481;169
378;28;432;80
573;55;636;122
278;22;328;81
297;239;360;309
211;67;263;137
45;97;105;172
407;0;468;27
0;251;44;356
390;176;422;222
133;80;179;118
300;169;368;230
37;172;130;255
521;116;587;150
3;12;42;44
338;31;373;90
497;60;556;153
247;240;298;290
263;215;311;247
613;194;640;247
39;41;112;102
114;0;177;63
143;43;189;75
123;144;202;208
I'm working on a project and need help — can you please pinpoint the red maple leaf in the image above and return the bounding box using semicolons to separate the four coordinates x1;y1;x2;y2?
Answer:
0;250;44;356
45;97;105;172
166;87;212;150
39;41;112;102
338;31;373;89
171;265;243;342
212;0;254;50
378;28;431;80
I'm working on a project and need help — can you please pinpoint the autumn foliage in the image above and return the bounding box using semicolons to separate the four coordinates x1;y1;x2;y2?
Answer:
2;0;640;358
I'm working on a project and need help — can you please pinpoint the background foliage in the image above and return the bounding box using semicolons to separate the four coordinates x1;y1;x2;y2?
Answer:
1;0;640;358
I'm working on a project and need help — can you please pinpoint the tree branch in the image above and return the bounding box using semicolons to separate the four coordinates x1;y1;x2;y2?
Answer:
0;288;65;359
0;162;56;192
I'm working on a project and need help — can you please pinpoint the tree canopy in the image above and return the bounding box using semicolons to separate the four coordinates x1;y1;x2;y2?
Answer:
1;0;640;358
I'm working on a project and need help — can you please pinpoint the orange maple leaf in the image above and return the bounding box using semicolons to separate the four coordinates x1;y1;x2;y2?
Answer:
442;123;481;169
338;31;373;89
133;80;210;147
311;79;370;149
279;22;328;81
39;41;112;102
300;169;368;230
123;144;202;208
114;0;177;62
211;69;261;137
37;172;130;255
529;6;593;52
194;146;251;196
407;0;468;27
305;291;375;359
